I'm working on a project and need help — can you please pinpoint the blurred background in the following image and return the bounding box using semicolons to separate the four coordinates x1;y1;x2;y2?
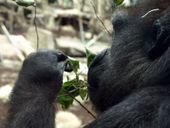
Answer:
0;0;138;127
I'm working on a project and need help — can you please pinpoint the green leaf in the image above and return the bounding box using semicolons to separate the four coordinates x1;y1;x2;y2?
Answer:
58;79;79;109
114;0;124;5
15;0;35;7
86;48;96;68
67;58;80;73
63;79;77;88
79;88;87;100
58;94;74;109
58;57;88;109
58;87;74;109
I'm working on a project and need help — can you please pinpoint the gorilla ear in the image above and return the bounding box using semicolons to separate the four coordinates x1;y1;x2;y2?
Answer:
146;18;170;59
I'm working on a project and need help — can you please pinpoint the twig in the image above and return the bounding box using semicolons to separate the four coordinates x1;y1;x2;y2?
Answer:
66;90;96;119
90;1;111;36
81;0;85;12
33;0;39;51
1;23;25;61
86;31;105;48
79;17;85;44
141;8;160;18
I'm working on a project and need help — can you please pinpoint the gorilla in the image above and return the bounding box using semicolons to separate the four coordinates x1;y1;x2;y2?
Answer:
87;0;170;127
6;0;170;128
6;50;68;128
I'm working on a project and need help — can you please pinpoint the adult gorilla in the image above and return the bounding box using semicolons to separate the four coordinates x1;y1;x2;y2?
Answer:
6;0;170;128
87;0;170;127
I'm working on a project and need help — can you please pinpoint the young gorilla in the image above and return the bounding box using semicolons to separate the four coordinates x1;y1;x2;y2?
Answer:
6;0;170;128
6;50;68;128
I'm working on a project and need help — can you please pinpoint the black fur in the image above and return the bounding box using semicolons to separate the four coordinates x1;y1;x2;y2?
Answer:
87;0;170;127
6;50;67;128
6;0;170;128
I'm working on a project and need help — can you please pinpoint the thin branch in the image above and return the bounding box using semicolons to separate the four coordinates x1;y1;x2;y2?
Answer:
141;8;160;18
86;31;105;48
66;90;96;119
81;0;85;12
79;17;85;44
1;23;25;61
90;1;111;36
33;0;39;51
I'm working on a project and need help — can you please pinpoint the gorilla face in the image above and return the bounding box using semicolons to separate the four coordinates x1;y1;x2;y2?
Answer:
22;50;67;78
17;49;68;95
88;0;170;112
88;9;148;112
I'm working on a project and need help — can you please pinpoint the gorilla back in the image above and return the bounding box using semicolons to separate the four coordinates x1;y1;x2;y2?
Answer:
87;0;170;127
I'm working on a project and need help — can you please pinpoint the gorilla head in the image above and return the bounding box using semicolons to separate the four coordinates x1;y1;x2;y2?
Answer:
88;0;170;113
